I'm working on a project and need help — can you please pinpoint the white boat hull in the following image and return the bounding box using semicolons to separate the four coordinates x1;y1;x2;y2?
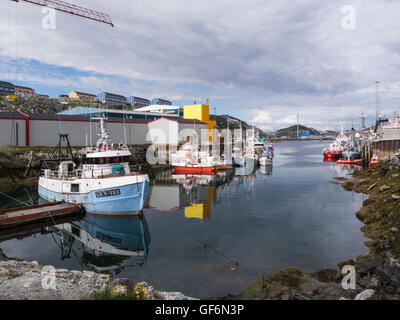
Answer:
259;157;273;166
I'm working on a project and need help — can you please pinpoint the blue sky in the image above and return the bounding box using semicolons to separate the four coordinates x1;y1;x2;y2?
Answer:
1;0;400;132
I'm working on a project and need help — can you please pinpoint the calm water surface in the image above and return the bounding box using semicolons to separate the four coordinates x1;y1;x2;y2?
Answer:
0;140;369;298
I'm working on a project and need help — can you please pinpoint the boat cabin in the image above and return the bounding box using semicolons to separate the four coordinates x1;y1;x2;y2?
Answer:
79;149;132;179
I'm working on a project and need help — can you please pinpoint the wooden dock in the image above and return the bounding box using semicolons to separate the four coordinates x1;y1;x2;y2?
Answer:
0;202;83;229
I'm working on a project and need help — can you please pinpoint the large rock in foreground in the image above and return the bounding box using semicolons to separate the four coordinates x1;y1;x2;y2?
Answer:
0;260;195;300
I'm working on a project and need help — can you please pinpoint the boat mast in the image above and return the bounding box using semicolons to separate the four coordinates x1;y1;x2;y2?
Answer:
376;81;381;121
93;117;110;151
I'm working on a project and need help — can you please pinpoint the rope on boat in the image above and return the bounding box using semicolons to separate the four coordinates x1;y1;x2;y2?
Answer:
0;191;30;207
43;210;58;227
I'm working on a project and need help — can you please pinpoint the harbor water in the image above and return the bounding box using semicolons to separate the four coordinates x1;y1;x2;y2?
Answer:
0;140;369;298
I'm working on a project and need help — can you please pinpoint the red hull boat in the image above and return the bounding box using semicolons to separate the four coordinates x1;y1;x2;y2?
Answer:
323;148;342;158
369;156;379;166
172;165;217;175
336;158;363;164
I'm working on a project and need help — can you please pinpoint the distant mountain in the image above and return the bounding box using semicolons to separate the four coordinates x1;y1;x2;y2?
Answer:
210;114;268;138
274;125;337;137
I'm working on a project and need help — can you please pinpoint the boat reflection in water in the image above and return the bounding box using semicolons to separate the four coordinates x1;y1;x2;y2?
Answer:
233;164;257;177
324;158;362;177
147;171;234;220
147;167;272;217
259;165;273;176
229;167;258;200
173;174;219;220
49;213;151;275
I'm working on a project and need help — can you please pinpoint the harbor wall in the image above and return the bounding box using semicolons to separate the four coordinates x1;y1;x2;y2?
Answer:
362;126;400;162
362;139;400;162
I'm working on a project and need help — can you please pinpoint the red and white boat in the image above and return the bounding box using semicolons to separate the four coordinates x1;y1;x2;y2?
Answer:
172;163;217;175
322;131;349;159
170;142;217;175
369;156;379;166
323;146;343;158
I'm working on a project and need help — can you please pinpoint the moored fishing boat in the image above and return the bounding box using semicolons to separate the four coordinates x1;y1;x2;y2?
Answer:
172;163;217;175
232;147;246;167
322;128;349;159
259;144;274;166
322;146;343;159
259;155;272;166
336;158;363;164
369;156;379;166
38;118;149;215
170;142;217;175
340;128;361;163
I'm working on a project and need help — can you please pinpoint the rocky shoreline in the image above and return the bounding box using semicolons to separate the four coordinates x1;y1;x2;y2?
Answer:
0;258;195;300
239;159;400;300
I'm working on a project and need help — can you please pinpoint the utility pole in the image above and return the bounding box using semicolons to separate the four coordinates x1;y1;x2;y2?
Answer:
361;111;365;130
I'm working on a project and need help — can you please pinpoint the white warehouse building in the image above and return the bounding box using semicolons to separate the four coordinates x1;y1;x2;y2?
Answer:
0;112;207;147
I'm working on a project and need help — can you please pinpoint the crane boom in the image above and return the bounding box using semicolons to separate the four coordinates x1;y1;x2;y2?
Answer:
11;0;114;27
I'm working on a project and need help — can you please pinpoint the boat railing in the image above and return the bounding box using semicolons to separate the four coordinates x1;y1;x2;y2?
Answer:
41;166;143;180
79;145;130;154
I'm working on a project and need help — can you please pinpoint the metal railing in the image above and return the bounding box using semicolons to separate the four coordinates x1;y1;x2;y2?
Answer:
41;165;142;180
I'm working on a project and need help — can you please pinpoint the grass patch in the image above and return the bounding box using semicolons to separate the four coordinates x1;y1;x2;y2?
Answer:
86;286;148;300
0;146;55;155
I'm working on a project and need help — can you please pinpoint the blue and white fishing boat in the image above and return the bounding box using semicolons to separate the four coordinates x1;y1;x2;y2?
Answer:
259;144;274;166
38;118;149;215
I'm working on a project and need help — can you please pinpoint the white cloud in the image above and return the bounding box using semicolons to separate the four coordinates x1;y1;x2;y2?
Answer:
250;110;299;131
1;0;400;129
276;114;298;125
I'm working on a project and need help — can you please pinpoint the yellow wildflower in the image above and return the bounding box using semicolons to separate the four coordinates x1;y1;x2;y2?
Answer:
135;290;140;294
113;288;118;294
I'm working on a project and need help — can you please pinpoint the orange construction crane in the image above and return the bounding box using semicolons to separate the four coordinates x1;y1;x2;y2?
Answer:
10;0;114;27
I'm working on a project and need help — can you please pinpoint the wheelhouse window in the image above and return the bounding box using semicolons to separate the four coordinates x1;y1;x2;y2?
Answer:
82;156;129;165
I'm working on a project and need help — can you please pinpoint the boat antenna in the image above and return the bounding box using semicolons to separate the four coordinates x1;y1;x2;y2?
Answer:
122;102;127;145
376;81;381;121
